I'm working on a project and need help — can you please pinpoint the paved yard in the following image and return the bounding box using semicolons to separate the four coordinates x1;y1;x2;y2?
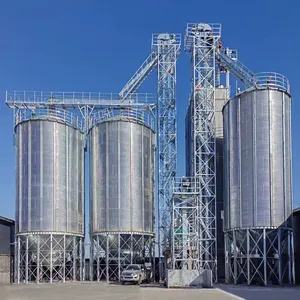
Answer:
218;284;300;300
0;282;300;300
0;282;240;300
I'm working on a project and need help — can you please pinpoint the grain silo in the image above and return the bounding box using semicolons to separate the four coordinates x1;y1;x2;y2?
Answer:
89;110;155;281
223;77;294;285
14;109;84;283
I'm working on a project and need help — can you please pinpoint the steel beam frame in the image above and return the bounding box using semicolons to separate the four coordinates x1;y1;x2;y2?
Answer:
171;177;201;270
90;233;154;282
8;92;156;149
225;228;295;285
6;91;156;109
152;33;181;281
15;233;83;283
184;23;221;281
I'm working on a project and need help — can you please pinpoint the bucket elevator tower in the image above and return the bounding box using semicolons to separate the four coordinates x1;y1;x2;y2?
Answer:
119;33;181;281
180;23;221;280
152;34;181;277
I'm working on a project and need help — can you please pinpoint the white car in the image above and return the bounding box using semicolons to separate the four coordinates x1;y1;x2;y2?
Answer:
120;264;148;285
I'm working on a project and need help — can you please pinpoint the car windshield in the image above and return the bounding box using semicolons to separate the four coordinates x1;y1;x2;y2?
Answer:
125;265;140;271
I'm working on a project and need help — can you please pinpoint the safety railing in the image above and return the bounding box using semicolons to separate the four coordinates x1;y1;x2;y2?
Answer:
255;72;290;93
152;33;181;46
185;23;221;52
172;177;201;194
90;108;155;130
14;108;84;130
6;91;156;107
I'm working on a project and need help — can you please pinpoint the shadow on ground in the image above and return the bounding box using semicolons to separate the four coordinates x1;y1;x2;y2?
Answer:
217;284;300;300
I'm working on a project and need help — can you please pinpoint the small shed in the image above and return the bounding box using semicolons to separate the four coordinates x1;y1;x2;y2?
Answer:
0;216;15;284
293;207;300;284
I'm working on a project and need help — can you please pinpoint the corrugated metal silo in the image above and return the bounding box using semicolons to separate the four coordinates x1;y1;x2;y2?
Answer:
89;114;155;281
223;88;292;230
223;83;294;285
14;110;84;283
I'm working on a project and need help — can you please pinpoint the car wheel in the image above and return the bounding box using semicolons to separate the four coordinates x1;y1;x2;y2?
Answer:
121;281;125;285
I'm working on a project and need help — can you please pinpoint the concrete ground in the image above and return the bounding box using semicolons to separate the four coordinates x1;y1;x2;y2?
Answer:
0;282;300;300
218;284;300;300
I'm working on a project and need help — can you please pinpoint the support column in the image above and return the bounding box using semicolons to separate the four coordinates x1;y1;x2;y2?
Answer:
291;230;295;284
288;229;292;284
63;235;66;283
96;236;100;281
90;238;93;281
233;231;237;284
106;234;109;282
118;233;121;281
50;234;53;283
224;232;228;283
78;238;81;281
278;228;282;284
37;235;40;283
247;229;250;285
17;237;20;283
25;236;28;283
73;237;76;281
263;228;267;286
130;233;133;264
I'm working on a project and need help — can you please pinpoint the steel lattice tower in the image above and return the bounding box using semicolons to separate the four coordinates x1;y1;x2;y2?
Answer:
184;23;221;280
152;34;181;279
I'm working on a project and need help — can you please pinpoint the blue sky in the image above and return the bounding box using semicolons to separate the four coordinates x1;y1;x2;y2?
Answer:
0;0;299;221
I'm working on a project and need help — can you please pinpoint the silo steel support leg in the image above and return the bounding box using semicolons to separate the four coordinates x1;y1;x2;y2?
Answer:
233;231;237;284
224;233;228;283
247;229;250;285
106;234;109;282
118;234;121;281
150;238;154;282
96;236;100;281
278;228;282;284
97;238;100;281
263;229;267;286
131;233;133;264
79;238;83;281
63;235;66;283
142;235;145;263
73;237;76;280
17;237;20;283
288;230;292;284
90;238;93;281
50;234;53;283
25;236;28;283
37;235;40;283
291;230;295;284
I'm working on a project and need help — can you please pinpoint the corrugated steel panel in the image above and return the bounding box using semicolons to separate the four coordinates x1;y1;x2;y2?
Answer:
15;118;84;234
89;118;155;234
